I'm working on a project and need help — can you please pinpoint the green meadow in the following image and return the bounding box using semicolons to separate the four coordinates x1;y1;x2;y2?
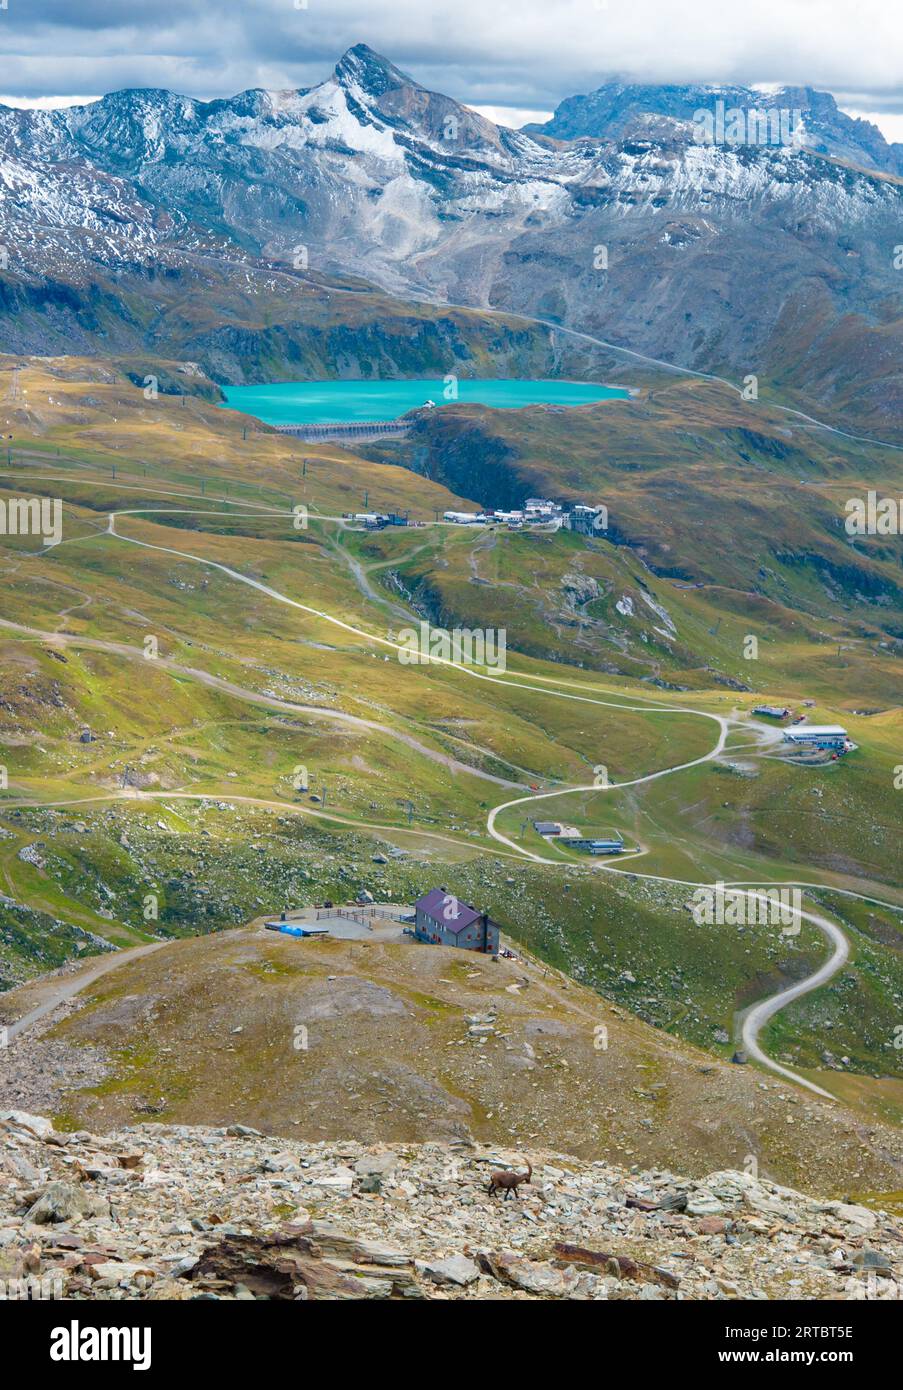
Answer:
1;354;901;1116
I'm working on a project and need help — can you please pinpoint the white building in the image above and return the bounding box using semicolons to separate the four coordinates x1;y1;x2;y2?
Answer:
782;725;848;751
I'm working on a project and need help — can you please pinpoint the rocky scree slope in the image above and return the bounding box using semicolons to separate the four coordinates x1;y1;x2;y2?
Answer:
1;1110;901;1301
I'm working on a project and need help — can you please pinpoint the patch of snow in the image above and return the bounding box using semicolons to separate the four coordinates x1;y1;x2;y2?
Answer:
640;589;676;633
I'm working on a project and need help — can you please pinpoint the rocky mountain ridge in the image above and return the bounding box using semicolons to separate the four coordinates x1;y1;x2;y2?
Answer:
1;45;900;433
526;81;903;177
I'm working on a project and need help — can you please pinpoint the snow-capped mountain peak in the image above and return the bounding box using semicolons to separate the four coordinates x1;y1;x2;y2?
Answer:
333;42;418;98
0;42;899;440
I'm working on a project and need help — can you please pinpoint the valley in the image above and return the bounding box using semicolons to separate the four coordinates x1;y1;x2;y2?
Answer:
0;351;901;1176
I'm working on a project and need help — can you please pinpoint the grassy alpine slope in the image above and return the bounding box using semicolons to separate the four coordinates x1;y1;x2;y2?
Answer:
0;352;901;1171
3;920;901;1197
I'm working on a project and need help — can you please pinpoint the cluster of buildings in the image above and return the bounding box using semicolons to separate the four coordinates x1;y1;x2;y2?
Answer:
343;498;609;534
750;702;850;753
534;821;625;855
752;704;851;755
346;511;410;530
443;498;607;532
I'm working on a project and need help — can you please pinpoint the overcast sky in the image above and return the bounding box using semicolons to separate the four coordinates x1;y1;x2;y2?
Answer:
1;0;901;139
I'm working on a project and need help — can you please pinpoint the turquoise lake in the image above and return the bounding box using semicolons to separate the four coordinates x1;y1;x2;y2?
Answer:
219;379;629;425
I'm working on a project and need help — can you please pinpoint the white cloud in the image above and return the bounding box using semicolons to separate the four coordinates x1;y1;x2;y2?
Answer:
0;0;899;124
0;94;101;110
468;105;554;129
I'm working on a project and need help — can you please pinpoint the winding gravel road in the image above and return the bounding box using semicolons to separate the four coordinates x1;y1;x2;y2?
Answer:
104;508;867;1096
739;899;850;1100
4;497;890;1098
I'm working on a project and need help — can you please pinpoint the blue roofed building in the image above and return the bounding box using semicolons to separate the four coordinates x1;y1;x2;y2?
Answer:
782;725;848;751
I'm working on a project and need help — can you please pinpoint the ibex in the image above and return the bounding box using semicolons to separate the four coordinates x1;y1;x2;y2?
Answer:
488;1160;532;1199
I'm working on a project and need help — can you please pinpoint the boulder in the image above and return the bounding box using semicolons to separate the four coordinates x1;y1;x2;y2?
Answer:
830;1203;877;1233
477;1251;586;1297
24;1181;107;1225
422;1255;480;1287
353;1152;398;1178
686;1193;726;1217
0;1111;55;1141
309;1166;356;1194
696;1216;729;1236
852;1249;894;1276
190;1226;419;1300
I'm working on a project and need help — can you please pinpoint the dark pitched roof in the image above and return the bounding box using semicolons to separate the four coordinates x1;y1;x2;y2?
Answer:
415;888;483;935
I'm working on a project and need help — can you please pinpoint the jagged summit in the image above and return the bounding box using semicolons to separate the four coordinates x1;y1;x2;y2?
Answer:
333;43;418;97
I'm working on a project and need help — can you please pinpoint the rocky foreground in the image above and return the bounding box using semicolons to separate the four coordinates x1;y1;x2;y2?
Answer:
1;1110;901;1301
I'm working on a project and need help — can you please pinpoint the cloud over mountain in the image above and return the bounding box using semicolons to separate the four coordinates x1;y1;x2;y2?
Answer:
1;0;901;120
